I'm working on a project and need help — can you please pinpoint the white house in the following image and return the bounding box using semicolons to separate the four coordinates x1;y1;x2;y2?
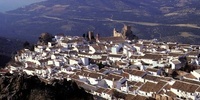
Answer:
111;44;123;54
146;68;163;76
133;43;144;53
8;62;23;73
138;81;156;97
116;60;129;69
89;44;106;54
69;58;81;65
108;54;123;63
140;54;163;67
169;60;182;69
25;61;36;68
34;44;46;53
104;73;126;89
93;87;106;97
23;67;35;75
90;52;102;59
80;57;89;66
38;58;50;67
87;72;105;85
60;65;75;75
191;69;200;80
101;88;113;100
124;69;146;82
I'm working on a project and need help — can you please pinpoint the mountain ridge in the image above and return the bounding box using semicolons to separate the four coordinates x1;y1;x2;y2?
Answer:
0;0;200;44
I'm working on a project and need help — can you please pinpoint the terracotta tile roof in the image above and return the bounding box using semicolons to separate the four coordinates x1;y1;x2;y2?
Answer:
134;43;143;47
172;81;199;93
187;51;199;56
9;61;23;67
71;74;80;80
167;53;184;57
139;81;156;92
152;81;168;93
132;95;152;100
167;43;177;48
183;73;197;79
124;69;146;77
181;79;200;86
146;68;158;73
163;84;172;90
88;72;105;79
122;72;129;78
125;94;135;100
104;73;123;81
0;69;9;74
165;91;177;98
99;37;125;43
176;70;188;76
127;81;137;86
135;82;144;87
78;52;91;56
140;53;163;61
130;55;141;59
108;54;123;58
98;68;109;73
106;89;114;95
96;87;106;93
143;74;172;82
39;58;50;63
196;87;200;92
90;44;106;51
129;86;138;91
24;67;35;71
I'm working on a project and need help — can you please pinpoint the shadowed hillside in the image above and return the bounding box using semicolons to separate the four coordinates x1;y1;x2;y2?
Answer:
0;73;94;100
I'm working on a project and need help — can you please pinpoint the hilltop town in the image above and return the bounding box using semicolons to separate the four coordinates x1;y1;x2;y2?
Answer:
1;26;200;100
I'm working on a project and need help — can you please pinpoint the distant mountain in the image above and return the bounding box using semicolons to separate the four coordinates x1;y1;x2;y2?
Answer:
1;0;200;44
0;37;22;68
0;37;22;56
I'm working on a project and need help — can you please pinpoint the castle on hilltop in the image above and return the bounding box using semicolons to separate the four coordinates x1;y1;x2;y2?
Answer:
113;25;138;40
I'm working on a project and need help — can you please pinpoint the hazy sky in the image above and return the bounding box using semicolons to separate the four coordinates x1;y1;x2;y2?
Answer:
0;0;45;12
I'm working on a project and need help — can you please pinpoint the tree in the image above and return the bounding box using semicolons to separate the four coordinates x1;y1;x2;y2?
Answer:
38;32;53;45
23;41;30;49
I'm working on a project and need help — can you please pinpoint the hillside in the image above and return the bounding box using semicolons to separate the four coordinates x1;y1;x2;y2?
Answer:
1;0;200;44
0;73;93;100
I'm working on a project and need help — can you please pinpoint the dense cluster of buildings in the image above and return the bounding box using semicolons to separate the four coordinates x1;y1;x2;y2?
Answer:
1;27;200;100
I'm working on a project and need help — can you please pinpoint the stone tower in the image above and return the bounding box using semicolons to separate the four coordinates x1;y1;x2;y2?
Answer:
113;28;122;37
122;25;132;38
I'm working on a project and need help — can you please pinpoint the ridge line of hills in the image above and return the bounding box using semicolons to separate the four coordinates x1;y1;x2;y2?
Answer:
0;0;200;44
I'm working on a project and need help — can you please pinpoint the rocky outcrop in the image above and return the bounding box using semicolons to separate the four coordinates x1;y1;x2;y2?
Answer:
0;73;94;100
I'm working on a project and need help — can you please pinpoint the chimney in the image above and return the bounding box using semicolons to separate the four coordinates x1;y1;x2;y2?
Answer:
87;31;94;41
96;33;100;42
88;31;92;41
